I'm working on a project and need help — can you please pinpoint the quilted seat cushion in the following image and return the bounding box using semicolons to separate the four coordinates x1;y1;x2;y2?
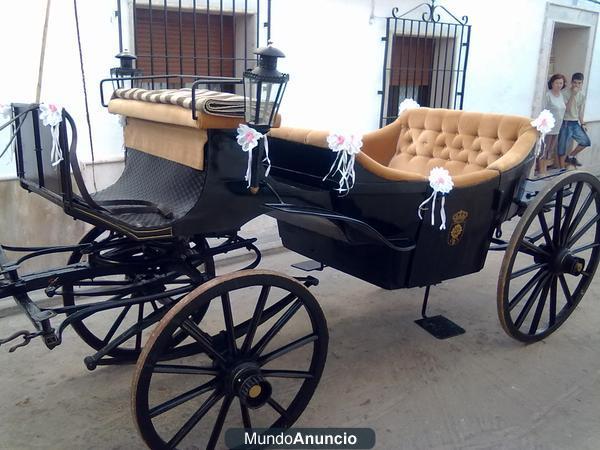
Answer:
389;108;534;177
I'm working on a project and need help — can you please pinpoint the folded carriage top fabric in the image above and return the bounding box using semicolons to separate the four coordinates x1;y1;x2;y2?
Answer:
113;88;245;117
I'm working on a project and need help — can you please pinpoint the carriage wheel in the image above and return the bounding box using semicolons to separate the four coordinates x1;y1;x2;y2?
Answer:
63;227;215;361
498;171;600;342
133;270;328;450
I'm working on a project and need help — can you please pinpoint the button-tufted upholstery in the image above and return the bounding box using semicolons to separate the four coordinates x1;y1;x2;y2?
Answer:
270;107;538;188
388;108;536;177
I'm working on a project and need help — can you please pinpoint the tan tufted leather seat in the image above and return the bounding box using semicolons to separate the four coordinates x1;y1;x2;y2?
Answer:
270;108;538;188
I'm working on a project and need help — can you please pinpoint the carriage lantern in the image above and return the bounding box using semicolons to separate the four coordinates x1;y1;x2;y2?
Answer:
243;44;289;129
243;44;289;193
110;50;141;90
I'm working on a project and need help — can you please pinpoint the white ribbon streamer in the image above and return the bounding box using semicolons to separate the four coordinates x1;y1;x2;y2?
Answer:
324;132;362;195
418;167;454;230
236;124;271;188
49;124;62;166
39;103;64;167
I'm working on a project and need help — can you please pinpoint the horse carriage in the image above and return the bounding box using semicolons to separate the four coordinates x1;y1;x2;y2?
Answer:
1;45;599;449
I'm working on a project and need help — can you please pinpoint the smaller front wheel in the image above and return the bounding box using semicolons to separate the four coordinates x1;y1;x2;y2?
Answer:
133;270;328;450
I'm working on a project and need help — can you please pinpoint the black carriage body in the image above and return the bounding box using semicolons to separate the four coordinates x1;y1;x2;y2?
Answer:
8;103;531;292
10;105;266;240
266;137;532;289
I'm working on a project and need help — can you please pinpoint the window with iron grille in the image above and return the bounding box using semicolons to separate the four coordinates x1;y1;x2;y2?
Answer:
115;0;271;90
380;3;471;127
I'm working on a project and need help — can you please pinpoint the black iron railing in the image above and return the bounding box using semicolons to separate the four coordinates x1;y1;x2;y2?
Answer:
380;1;471;126
114;0;271;90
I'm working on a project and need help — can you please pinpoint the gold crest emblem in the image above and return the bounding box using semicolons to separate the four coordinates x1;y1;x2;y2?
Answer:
448;210;469;246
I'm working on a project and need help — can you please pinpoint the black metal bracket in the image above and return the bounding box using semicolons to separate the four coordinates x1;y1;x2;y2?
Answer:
292;260;326;272
414;285;465;339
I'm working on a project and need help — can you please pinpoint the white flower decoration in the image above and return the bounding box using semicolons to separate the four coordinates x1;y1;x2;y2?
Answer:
428;167;454;194
236;123;262;152
530;109;555;135
39;103;63;127
399;98;420;115
326;132;363;155
0;104;12;120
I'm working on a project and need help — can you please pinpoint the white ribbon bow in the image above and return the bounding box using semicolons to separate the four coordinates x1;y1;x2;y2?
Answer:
236;123;271;188
399;98;420;115
39;103;64;167
418;167;454;230
530;109;555;158
323;132;363;194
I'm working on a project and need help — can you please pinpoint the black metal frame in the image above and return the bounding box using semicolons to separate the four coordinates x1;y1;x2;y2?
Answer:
379;1;471;126
115;0;272;89
0;232;262;358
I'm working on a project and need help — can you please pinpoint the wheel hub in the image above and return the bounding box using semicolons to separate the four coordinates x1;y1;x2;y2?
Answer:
559;253;586;276
537;245;585;276
230;362;272;409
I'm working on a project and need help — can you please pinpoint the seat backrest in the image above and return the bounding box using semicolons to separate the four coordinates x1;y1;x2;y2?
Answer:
390;108;535;176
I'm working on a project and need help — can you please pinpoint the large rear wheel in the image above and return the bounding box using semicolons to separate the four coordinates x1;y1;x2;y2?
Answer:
498;171;600;342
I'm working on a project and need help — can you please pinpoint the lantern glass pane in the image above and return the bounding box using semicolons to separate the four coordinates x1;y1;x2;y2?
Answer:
244;77;259;124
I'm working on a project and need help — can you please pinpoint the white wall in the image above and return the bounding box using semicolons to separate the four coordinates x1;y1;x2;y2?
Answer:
0;0;125;180
0;0;599;181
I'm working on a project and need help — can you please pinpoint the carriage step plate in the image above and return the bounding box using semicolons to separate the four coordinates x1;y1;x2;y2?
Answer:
291;260;326;272
415;315;465;339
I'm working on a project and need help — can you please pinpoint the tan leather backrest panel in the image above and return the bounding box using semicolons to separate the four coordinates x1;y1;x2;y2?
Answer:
392;108;537;177
269;108;537;188
124;118;206;170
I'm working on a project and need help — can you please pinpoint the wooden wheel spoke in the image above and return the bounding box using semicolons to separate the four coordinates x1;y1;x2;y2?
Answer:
519;239;550;258
251;300;303;357
262;369;314;379
153;364;219;376
509;269;546;311
240;401;252;429
180;319;227;364
206;395;233;450
566;190;596;242
549;276;558;327
558;274;574;307
221;293;237;355
240;286;271;354
514;273;549;329
102;305;131;344
552;188;564;246
528;277;552;335
567;213;600;248
510;262;547;280
135;303;145;351
167;390;223;448
560;181;583;244
267;398;288;419
150;379;216;419
571;242;600;255
258;333;318;366
537;212;554;249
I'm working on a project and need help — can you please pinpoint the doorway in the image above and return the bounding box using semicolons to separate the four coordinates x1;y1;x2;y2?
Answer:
547;23;590;86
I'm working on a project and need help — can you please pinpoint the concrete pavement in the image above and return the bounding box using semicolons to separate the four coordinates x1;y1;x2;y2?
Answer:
1;236;599;450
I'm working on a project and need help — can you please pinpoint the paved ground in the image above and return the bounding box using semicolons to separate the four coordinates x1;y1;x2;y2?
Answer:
1;227;600;450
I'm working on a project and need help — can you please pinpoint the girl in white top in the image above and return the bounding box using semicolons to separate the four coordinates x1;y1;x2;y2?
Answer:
537;74;567;174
